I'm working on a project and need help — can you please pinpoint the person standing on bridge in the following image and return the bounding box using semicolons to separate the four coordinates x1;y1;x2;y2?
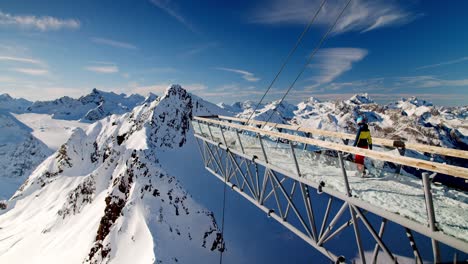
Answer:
353;116;372;176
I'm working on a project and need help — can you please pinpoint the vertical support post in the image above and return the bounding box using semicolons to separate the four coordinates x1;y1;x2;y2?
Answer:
395;141;406;174
338;152;352;196
422;172;440;263
254;163;260;201
339;151;365;263
303;132;311;150
258;133;269;163
235;130;245;154
207;123;215;141
219;125;228;147
289;141;301;177
196;120;204;136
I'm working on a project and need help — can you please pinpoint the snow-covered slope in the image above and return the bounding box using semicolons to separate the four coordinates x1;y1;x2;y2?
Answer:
292;94;468;152
0;111;52;200
227;94;467;153
0;85;224;264
225;94;466;188
0;93;33;113
26;89;146;122
13;113;90;150
219;100;297;124
217;100;261;115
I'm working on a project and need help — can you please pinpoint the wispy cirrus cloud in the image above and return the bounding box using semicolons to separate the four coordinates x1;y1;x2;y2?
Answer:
396;75;468;88
179;42;217;58
416;56;468;70
91;37;137;50
12;68;49;76
0;54;49;76
309;75;468;96
307;48;367;89
149;0;196;32
85;65;119;74
0;10;80;31
216;67;260;82
0;55;44;65
251;0;418;34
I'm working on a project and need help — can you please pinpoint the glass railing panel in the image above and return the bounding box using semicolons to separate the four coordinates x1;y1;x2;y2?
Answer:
432;178;468;243
191;121;201;135
196;122;211;138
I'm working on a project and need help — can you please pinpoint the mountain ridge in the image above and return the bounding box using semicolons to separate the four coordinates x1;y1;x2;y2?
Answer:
0;85;225;263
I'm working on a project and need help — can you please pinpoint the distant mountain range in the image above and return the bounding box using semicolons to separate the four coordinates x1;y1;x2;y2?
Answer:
0;88;154;122
218;93;467;153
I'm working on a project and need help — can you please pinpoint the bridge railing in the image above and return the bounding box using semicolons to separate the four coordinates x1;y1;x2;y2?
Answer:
216;115;468;160
194;116;468;179
192;116;468;257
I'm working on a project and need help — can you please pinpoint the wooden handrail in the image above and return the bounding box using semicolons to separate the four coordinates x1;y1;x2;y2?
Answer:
217;115;468;160
194;116;468;179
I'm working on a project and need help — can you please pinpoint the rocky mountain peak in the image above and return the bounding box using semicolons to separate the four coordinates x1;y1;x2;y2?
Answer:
401;96;433;107
0;93;13;101
347;93;374;105
1;84;224;263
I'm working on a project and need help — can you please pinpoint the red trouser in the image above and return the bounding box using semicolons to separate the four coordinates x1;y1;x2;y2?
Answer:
355;146;368;165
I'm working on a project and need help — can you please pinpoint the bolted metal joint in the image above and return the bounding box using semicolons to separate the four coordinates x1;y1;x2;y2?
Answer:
317;181;325;194
267;209;275;218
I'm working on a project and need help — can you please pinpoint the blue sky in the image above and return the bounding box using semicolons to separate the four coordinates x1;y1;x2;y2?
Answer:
0;0;467;106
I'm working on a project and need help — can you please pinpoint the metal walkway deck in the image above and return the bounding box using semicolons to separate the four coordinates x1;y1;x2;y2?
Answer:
193;115;468;264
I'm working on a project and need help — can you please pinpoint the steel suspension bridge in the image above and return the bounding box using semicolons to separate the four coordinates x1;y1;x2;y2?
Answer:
193;115;468;264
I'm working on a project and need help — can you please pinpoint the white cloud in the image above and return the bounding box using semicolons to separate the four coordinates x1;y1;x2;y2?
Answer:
416;56;468;70
308;48;367;87
91;37;137;50
12;68;49;76
1;55;49;76
85;65;119;74
150;0;196;32
397;76;468;88
251;0;416;34
306;75;468;95
0;55;44;65
0;10;80;31
216;67;260;82
179;43;217;58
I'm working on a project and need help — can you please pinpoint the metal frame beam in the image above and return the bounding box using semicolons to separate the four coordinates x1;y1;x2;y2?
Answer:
193;121;467;263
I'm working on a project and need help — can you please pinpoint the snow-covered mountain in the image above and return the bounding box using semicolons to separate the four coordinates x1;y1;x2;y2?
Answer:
0;85;225;263
0;93;33;113
0;110;52;200
220;94;467;153
26;89;147;122
219;100;297;124
292;93;467;152
217;100;262;114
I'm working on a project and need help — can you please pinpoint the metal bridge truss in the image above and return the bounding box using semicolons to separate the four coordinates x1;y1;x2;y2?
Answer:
193;120;467;264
